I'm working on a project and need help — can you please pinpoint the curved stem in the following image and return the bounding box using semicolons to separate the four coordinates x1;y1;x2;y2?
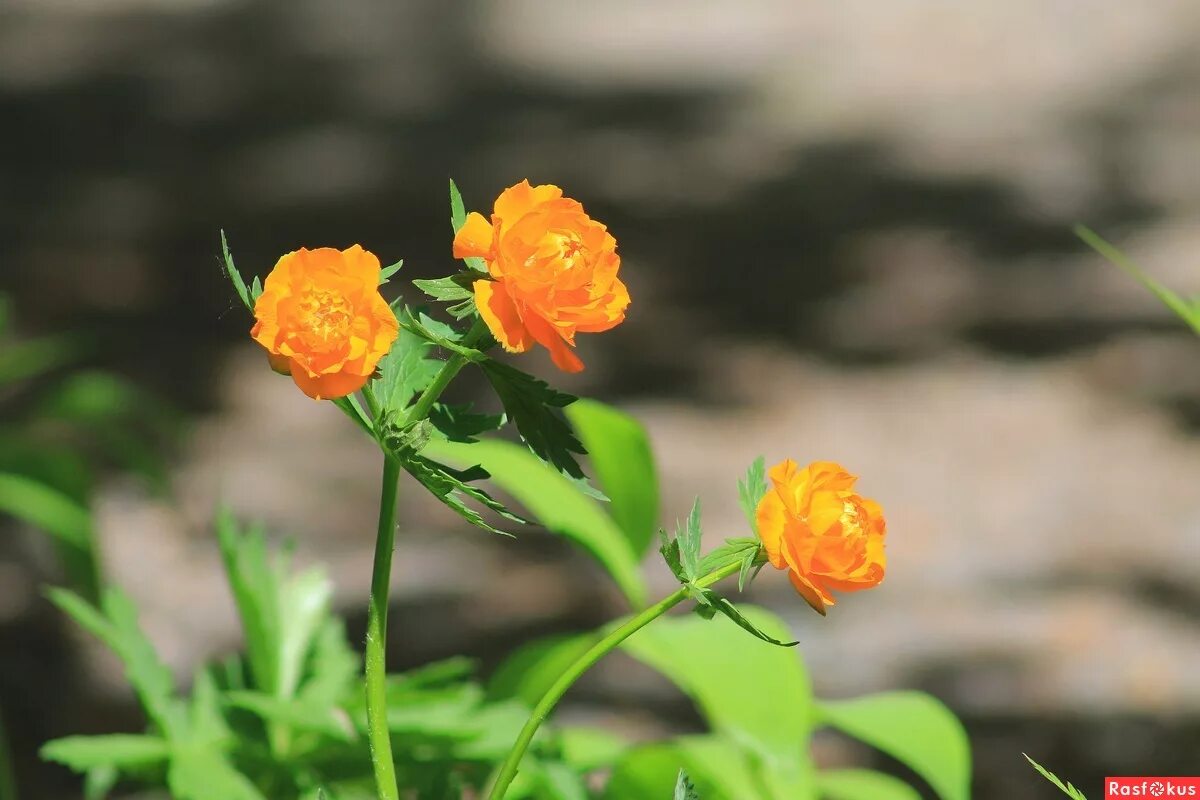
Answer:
364;455;403;800
486;559;744;800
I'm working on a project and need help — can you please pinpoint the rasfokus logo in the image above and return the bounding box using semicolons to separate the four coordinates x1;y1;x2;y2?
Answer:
1106;778;1200;797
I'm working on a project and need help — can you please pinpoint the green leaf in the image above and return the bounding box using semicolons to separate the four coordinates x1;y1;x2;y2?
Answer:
84;764;118;800
220;230;253;312
816;769;923;800
298;618;359;709
413;275;475;303
0;472;93;549
216;512;282;695
168;749;267;800
223;691;353;740
250;276;263;301
428;403;504;443
379;259;403;284
675;769;700;800
487;632;600;706
1076;224;1200;334
678;499;703;580
425;438;647;606
397;308;486;361
659;529;687;584
449;179;487;273
558;726;629;772
1024;754;1088;800
605;738;773;800
537;762;590;800
697;539;761;581
372;328;441;415
40;735;170;771
0;334;79;385
47;587;188;739
737;457;768;536
479;360;587;481
692;588;798;647
622;607;814;768
401;454;527;536
277;566;334;698
817;692;970;800
187;668;230;745
565;399;660;557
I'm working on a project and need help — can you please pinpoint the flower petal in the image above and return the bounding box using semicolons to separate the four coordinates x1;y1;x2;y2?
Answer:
524;312;584;373
493;180;563;223
288;362;369;400
453;212;495;261
474;279;533;353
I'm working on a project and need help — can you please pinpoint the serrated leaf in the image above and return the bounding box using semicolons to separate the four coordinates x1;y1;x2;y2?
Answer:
818;692;970;800
297;617;359;709
450;179;488;273
220;230;252;312
187;668;229;745
397;308;486;361
40;735;170;771
697;538;760;577
1024;754;1088;800
380;418;434;460
372;328;441;415
401;454;526;536
378;259;403;284
250;275;263;301
168;748;266;800
216;512;282;695
817;769;923;800
566;399;660;558
424;438;647;606
428;403;504;443
676;499;703;580
605;737;774;800
446;297;477;319
675;769;700;800
481;360;586;482
47;587;188;739
413;275;475;302
659;529;688;584
737;457;768;536
694;588;797;647
84;765;118;800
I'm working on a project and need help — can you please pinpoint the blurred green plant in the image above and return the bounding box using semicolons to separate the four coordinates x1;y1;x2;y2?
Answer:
1024;754;1087;799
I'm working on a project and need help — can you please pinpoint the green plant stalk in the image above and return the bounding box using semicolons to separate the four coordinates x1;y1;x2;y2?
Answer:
362;314;489;800
486;558;745;800
363;454;403;800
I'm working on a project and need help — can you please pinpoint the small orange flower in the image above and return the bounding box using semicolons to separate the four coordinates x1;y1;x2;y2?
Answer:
452;180;630;373
251;246;398;400
755;460;886;615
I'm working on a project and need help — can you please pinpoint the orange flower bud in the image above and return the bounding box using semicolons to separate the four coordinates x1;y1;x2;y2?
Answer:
452;180;630;373
250;246;398;400
755;459;886;615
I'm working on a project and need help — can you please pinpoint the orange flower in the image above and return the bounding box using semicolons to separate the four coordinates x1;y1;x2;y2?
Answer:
251;246;398;400
452;180;630;373
755;460;886;615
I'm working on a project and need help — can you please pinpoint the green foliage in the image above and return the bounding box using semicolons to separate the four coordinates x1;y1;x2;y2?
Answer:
479;360;589;483
1076;224;1200;334
379;260;404;284
818;692;971;800
487;633;600;707
674;768;700;800
220;230;257;312
400;453;528;536
370;328;441;416
737;457;768;536
816;769;923;800
565;399;660;558
1024;754;1088;800
425;438;647;606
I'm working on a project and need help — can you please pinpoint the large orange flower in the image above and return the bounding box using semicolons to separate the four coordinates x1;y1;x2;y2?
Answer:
452;180;630;373
755;460;886;615
251;246;398;400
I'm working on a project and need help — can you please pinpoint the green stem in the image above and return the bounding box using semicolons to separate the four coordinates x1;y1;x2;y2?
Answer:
361;317;489;800
403;318;489;426
486;559;744;800
364;455;403;800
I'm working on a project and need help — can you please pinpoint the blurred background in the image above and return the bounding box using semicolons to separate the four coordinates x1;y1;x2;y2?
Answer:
2;1;1199;797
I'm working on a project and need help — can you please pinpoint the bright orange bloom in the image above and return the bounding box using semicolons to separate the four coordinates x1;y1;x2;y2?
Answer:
251;246;398;400
755;460;886;615
452;180;630;373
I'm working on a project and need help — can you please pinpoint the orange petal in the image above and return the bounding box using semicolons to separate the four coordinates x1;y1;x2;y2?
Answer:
755;489;790;569
288;363;369;401
524;312;584;373
266;351;292;375
788;571;834;616
474;279;533;352
340;244;381;286
453;212;495;260
494;180;563;223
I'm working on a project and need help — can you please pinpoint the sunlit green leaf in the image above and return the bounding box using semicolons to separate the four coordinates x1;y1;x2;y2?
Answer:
675;769;700;800
372;328;441;415
478;360;587;481
816;769;922;800
566;399;659;557
168;748;266;800
737;457;768;536
379;259;403;284
487;632;600;707
428;403;504;443
220;230;253;312
40;734;170;771
425;438;647;606
413;275;475;303
1024;754;1088;800
401;453;526;536
817;692;970;800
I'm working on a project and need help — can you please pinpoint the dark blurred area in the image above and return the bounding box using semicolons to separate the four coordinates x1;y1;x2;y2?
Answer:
2;1;1199;798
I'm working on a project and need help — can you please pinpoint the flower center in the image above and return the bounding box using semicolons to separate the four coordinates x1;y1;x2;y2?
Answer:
838;500;865;539
297;288;351;342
